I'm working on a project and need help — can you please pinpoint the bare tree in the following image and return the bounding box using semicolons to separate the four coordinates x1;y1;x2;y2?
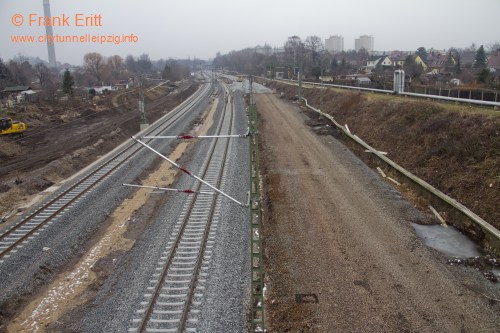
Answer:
73;66;93;88
162;60;190;81
107;55;124;81
8;60;32;86
34;63;49;88
284;36;306;66
125;55;137;74
0;58;13;89
404;55;423;79
84;52;104;84
137;54;153;73
34;62;58;100
305;35;324;64
465;43;477;53
487;42;500;52
42;75;58;101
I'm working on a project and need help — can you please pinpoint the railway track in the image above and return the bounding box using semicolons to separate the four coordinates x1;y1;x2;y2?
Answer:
0;81;190;177
0;79;213;264
129;82;236;332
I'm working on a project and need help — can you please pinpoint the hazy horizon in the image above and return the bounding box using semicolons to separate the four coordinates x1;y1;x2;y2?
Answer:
1;0;499;65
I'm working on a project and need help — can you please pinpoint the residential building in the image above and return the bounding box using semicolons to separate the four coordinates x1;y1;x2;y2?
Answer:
487;49;500;71
366;56;392;69
91;86;117;94
16;90;39;103
391;55;407;68
355;35;374;53
325;35;344;54
427;51;455;73
356;77;371;85
389;52;412;68
1;86;32;99
413;55;428;71
367;56;382;69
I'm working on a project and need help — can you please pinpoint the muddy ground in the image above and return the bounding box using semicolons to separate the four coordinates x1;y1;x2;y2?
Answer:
262;80;500;232
256;93;500;332
0;81;198;221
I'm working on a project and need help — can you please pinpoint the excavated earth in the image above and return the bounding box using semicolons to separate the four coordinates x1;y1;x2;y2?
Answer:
0;81;198;221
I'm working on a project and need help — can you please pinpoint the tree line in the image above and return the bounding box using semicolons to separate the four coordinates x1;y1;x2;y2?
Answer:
213;36;500;87
0;53;199;100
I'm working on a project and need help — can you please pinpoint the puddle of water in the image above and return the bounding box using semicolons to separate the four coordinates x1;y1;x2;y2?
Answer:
412;223;483;258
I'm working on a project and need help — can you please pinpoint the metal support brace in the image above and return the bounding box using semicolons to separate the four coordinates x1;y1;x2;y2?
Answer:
248;104;265;332
132;137;247;207
122;183;216;195
142;129;249;140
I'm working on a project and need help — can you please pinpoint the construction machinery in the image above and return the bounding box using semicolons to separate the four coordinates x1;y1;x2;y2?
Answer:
0;117;27;136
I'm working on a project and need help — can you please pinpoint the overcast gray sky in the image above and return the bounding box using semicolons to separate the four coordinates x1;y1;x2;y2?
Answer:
1;0;499;65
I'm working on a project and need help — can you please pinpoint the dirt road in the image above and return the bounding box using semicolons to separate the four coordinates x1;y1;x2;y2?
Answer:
256;93;499;332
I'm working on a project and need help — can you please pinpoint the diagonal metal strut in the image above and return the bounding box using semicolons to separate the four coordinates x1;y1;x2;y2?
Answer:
132;136;247;207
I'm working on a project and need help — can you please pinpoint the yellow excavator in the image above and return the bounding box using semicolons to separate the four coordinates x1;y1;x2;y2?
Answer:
0;117;27;136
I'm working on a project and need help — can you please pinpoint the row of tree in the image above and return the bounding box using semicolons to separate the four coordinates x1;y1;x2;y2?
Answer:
213;37;499;86
81;53;199;85
0;52;198;101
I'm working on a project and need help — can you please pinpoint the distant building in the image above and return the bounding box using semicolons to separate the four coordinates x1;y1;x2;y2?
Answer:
389;51;413;68
356;77;371;85
91;86;117;94
427;51;455;73
391;55;407;68
325;35;344;54
1;86;32;99
487;49;500;71
366;55;392;69
355;35;374;53
255;45;285;56
255;45;273;56
17;90;39;103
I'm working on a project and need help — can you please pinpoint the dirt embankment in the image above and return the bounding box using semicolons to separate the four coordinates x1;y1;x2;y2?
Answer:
0;81;198;218
256;93;500;333
263;81;500;230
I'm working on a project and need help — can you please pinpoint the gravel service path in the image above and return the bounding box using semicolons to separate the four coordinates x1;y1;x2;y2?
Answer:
256;93;500;333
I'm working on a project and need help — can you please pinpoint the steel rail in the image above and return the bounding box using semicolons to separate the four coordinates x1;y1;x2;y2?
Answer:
179;87;234;333
132;80;237;332
132;137;246;207
0;80;212;262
